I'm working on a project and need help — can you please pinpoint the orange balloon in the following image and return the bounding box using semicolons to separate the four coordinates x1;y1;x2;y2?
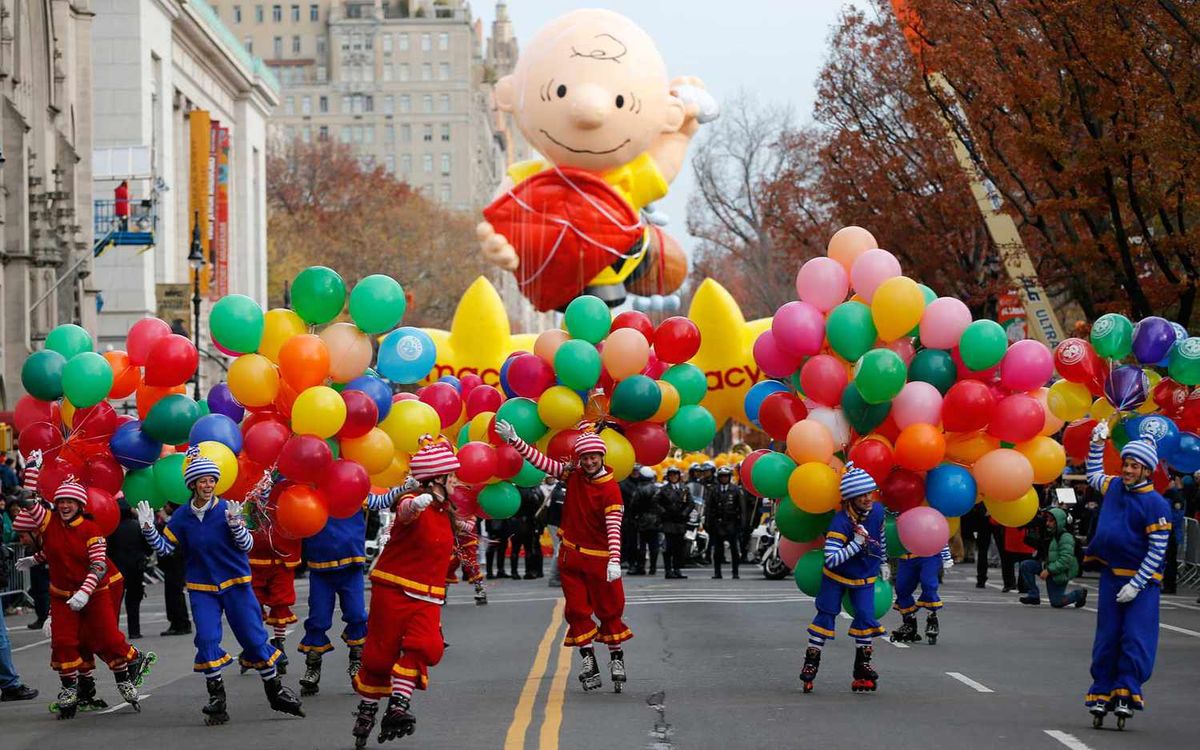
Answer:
894;423;946;471
275;485;329;539
321;322;372;383
1016;435;1067;484
827;226;878;272
601;328;650;380
944;430;999;465
1030;386;1065;437
342;427;395;474
786;420;835;464
136;383;186;419
370;455;409;487
972;448;1034;503
650;380;680;422
104;350;142;399
278;334;330;392
534;329;570;364
584;393;610;421
274;380;299;419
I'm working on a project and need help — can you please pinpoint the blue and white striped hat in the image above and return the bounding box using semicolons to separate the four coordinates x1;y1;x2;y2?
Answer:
840;462;877;499
183;445;221;487
1120;438;1158;471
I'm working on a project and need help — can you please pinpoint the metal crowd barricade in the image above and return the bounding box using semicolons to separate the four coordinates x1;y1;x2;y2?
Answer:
1178;517;1200;589
1;542;34;608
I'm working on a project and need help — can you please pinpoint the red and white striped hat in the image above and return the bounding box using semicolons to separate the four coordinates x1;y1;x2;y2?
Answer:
409;436;461;481
574;433;607;458
55;479;89;506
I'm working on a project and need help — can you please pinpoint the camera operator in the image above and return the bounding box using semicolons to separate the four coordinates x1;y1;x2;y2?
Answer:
1018;507;1087;608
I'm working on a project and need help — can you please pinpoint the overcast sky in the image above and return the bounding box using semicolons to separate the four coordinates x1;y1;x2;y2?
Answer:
473;0;854;257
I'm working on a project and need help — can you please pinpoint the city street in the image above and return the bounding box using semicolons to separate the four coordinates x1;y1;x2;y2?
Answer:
2;569;1198;749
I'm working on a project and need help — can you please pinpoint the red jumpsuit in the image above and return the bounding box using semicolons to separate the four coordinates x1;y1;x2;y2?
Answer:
249;528;301;628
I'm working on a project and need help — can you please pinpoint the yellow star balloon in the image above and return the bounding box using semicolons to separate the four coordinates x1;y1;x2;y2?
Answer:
687;278;771;428
421;276;538;387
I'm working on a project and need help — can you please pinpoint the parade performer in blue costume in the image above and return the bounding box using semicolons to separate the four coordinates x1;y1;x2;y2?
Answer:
1083;424;1172;730
890;545;953;645
135;448;305;725
800;464;888;693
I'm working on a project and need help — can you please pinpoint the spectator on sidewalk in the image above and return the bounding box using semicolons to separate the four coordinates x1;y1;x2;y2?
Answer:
157;503;192;636
108;498;152;638
1019;507;1087;607
0;605;38;702
1163;474;1187;595
510;485;544;579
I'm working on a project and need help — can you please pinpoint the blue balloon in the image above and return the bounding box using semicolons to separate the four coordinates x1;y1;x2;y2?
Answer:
1124;413;1181;460
1157;323;1188;367
206;383;245;424
744;380;789;427
499;357;518;399
1167;431;1200;473
377;327;437;385
110;421;163;470
438;375;462;392
345;375;393;421
189;413;244;454
925;463;977;518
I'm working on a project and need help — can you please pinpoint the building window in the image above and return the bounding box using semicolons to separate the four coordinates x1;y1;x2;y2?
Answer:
423;154;433;173
438;62;450;81
284;96;294;115
310;4;318;21
399;95;411;113
317;65;327;82
301;95;311;114
291;4;299;21
341;95;351;112
401;124;412;143
302;126;312;143
385;124;395;143
244;37;253;53
440;184;451;203
340;34;349;51
385;155;396;174
353;126;363;143
319;95;328;113
398;33;409;51
273;36;283;58
421;63;432;81
272;4;281;22
382;65;392;81
364;64;374;82
340;126;351;143
365;126;375;144
383;34;392;53
438;32;449;51
440;123;450;142
383;95;394;114
438;94;450;113
316;36;325;57
422;124;432;142
398;63;409;81
256;4;263;22
440;153;451;176
318;125;328;141
421;33;431;52
365;35;373;51
293;36;301;54
401;154;411;173
364;95;374;113
234;5;242;23
421;94;432;113
352;33;362;51
284;125;295;140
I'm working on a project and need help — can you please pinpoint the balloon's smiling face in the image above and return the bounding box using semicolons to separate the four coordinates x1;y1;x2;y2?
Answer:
495;11;685;172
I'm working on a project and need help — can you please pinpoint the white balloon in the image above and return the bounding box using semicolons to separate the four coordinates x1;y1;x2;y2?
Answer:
632;296;650;312
808;406;851;449
663;295;682;312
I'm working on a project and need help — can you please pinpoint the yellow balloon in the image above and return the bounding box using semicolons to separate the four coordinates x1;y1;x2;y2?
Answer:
1015;435;1067;484
1047;380;1091;421
186;441;238;495
291;385;348;439
381;399;440;453
944;430;999;465
1139;370;1163;414
321;322;373;383
650;380;680;423
946;516;961;538
228;353;280;408
871;277;925;342
1090;397;1116;421
599;429;634;481
259;308;307;363
370;455;410;487
342;428;395;474
60;399;76;429
537;386;584;430
984;489;1038;527
787;462;840;514
468;411;495;442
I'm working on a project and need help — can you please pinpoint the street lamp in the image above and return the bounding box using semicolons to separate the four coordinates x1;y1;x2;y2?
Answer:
187;210;206;400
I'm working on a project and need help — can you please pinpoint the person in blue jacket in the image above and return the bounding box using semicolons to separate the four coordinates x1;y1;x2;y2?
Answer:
800;463;887;693
1083;425;1172;729
136;448;305;725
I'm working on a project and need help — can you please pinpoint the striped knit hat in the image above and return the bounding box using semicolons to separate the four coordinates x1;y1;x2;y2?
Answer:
839;462;877;500
183;445;221;487
55;478;89;506
1120;438;1158;471
410;436;460;480
574;433;607;458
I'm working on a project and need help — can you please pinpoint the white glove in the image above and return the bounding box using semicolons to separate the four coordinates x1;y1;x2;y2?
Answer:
401;476;421;493
943;558;955;571
494;419;519;444
25;449;43;469
136;501;155;529
66;590;90;612
853;525;869;547
606;560;622;582
42;617;53;638
225;501;246;528
412;493;434;512
1116;582;1140;604
880;564;891;582
1091;421;1111;444
674;84;720;124
15;556;36;572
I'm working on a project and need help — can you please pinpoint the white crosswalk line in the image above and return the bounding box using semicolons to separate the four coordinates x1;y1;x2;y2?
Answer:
1044;729;1095;750
945;671;993;693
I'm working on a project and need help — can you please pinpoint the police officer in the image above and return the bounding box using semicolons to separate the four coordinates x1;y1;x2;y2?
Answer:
657;468;693;580
626;467;660;575
704;467;744;579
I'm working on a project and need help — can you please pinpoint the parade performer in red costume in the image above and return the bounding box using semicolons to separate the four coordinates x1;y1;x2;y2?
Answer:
248;506;301;675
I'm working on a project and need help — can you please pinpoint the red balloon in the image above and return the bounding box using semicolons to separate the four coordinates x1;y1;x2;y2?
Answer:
641;351;668;380
800;355;849;407
1054;338;1105;391
951;348;999;383
338;390;379;439
759;392;809;442
224;454;267;501
72;402;119;441
420;382;464;428
847;438;895;483
654;317;701;364
244;420;292;466
37;457;78;499
494;444;524;480
459;374;484;396
739;449;771;497
881;468;925;514
126;317;172;366
547;429;582;461
143;334;199;387
80;453;124;495
1153;377;1188;417
1062;419;1098;463
942;381;996;433
507;354;557;399
612;311;655;343
465;386;503;419
278;435;333;484
241;408;284;435
392;392;419;402
987;394;1044;443
318;459;371;518
14;395;60;433
85;487;120;536
20;421;65;456
875;413;901;444
456;442;498;484
275;485;330;539
625;422;671;466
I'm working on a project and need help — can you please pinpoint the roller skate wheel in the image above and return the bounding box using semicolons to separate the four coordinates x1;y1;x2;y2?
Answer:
927;635;937;645
1117;716;1126;731
802;682;813;694
613;682;623;694
1092;713;1104;729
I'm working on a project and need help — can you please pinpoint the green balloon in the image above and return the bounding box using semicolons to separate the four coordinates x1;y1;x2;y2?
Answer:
210;294;265;353
854;349;907;405
45;324;93;359
777;501;832;542
62;352;114;408
842;578;894;619
841;382;891;434
456;424;470;448
662;363;707;405
1090;313;1134;360
554;339;602;391
495;397;548;443
326;437;341;459
905;284;938;337
793;548;824;596
959;320;1007;371
143;394;202;445
611;375;662;422
349;274;407;334
21;349;67;401
123;467;163;510
827;302;877;361
292;266;347;324
512;460;547;488
153;453;192;505
563;296;611;344
666;405;717;452
751;452;797;499
908;349;956;394
478;481;521;519
884;514;909;558
1168;337;1200;386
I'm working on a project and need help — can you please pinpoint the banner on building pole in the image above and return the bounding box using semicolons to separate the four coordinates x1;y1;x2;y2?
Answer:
213;126;231;298
188;110;212;296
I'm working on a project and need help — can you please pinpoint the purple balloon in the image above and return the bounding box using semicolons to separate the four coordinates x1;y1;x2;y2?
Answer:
206;383;245;424
1103;365;1149;411
1132;316;1175;364
109;420;163;470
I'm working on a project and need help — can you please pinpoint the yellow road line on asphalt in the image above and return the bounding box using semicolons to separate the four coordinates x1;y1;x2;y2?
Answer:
504;597;565;750
537;643;573;750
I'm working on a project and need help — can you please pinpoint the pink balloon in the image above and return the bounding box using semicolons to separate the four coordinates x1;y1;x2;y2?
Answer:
896;507;950;557
779;537;822;568
795;257;849;312
886;337;917;366
799;355;848;407
459;373;484;396
507;353;557;398
988;393;1045;443
772;301;826;358
920;297;973;350
999;339;1054;392
753;330;801;379
891;381;944;429
465;385;503;418
419;382;464;428
849;249;901;303
210;335;240;358
641;351;668;380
